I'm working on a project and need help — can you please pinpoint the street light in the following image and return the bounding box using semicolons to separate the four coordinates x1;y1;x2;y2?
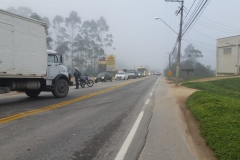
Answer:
155;17;178;35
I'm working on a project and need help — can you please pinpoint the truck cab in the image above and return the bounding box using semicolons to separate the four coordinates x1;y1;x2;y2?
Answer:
42;50;70;98
46;50;68;80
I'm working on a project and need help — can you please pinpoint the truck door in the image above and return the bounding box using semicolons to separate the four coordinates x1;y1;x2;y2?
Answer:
0;22;14;75
47;54;60;79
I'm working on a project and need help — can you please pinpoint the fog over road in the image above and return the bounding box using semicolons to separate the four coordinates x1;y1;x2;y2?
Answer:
0;76;196;160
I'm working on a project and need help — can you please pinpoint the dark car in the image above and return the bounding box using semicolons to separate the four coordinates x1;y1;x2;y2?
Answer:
95;72;112;83
135;71;142;78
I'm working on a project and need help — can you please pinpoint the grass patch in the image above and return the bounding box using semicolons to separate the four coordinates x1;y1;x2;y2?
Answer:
182;78;240;160
182;78;240;98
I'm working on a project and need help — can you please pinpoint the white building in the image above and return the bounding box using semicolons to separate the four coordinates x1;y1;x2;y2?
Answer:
216;35;240;76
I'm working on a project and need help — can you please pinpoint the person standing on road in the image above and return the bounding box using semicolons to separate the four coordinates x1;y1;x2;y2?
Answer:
74;67;81;89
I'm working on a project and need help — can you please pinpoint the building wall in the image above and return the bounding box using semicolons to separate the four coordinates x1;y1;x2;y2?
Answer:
216;36;240;76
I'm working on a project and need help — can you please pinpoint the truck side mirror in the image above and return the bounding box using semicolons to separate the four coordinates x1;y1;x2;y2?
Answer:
60;55;63;64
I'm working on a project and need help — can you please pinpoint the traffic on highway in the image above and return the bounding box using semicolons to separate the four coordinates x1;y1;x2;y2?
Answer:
0;75;161;160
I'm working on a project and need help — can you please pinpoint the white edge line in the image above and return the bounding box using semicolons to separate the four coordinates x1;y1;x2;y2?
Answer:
145;99;150;105
115;111;144;160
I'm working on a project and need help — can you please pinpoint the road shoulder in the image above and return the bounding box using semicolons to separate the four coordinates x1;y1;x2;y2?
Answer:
166;79;217;160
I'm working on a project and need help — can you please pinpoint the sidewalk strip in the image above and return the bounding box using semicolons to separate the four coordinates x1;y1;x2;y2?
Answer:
115;111;144;160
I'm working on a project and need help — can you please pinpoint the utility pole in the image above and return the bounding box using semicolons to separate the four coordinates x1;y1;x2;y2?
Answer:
167;52;171;79
168;53;171;70
165;0;184;86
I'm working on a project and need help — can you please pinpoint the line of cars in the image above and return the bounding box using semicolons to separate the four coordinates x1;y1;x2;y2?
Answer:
94;71;143;83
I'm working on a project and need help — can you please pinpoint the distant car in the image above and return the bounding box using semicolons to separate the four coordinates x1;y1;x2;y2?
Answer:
95;72;112;83
115;72;128;80
156;72;161;76
136;72;142;78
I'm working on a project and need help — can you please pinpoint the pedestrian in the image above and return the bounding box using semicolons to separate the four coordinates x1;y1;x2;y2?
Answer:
74;67;81;89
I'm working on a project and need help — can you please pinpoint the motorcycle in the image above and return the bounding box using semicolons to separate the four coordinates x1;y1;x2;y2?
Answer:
79;74;94;88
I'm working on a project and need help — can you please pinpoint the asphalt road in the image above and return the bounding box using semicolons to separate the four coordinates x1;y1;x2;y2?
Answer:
0;76;159;160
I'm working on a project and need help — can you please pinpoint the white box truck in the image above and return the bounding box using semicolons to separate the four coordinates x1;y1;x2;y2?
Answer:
0;9;71;98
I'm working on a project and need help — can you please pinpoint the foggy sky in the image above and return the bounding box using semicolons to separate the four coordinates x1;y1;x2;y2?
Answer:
1;0;240;72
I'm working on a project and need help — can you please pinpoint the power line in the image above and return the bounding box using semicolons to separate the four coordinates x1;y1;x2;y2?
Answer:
183;0;205;31
183;38;215;48
196;22;240;33
182;0;210;36
182;39;239;63
192;28;215;40
183;5;240;31
201;16;240;30
182;39;215;52
183;0;197;22
182;39;238;63
198;19;240;31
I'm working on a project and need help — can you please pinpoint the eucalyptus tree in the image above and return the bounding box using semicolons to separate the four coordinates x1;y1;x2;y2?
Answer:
6;7;33;17
30;13;42;21
97;16;113;51
30;13;53;49
6;6;33;17
17;7;33;17
65;11;81;72
42;17;53;49
6;7;18;14
53;16;64;46
73;34;87;70
182;44;203;70
78;19;104;73
52;15;69;58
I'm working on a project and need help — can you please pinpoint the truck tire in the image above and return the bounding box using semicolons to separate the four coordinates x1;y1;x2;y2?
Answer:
52;79;69;98
25;90;41;97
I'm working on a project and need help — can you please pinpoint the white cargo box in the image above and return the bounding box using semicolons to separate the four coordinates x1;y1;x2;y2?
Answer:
0;9;47;78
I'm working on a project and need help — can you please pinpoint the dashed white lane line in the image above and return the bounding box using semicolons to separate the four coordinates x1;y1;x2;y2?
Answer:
115;98;151;160
150;92;152;96
145;99;150;105
115;111;144;160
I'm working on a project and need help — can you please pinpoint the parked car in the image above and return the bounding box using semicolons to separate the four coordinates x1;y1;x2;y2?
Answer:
95;72;112;83
128;72;136;79
115;72;128;80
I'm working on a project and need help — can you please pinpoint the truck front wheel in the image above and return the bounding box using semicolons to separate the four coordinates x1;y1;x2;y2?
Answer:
25;90;41;97
52;79;69;98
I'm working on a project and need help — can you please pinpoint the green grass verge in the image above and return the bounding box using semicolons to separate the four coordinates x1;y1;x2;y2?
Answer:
182;78;240;160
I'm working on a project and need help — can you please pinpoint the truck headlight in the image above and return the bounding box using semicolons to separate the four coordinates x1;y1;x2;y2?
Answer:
102;77;104;79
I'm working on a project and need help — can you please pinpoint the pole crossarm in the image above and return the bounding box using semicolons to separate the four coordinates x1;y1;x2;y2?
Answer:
165;0;183;2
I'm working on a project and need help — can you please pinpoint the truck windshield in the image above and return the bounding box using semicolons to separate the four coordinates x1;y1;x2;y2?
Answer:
48;55;58;63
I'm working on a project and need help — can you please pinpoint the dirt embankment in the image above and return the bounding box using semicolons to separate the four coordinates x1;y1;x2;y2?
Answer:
165;80;217;160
